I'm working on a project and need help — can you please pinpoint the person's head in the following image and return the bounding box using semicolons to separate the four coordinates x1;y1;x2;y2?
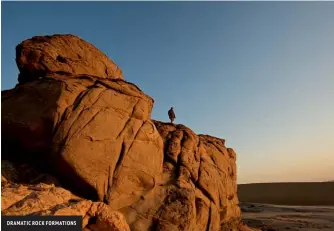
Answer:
171;107;173;109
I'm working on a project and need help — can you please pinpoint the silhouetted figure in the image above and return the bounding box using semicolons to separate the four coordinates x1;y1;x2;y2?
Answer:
168;107;176;124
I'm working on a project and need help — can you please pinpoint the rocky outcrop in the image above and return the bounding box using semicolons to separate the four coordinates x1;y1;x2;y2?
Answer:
152;122;241;231
2;34;246;231
16;34;123;84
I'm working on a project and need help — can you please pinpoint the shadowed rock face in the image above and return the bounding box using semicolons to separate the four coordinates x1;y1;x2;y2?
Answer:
16;34;123;84
2;34;244;231
1;161;130;231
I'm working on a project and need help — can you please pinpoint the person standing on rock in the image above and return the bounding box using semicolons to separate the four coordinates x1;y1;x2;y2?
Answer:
168;107;176;124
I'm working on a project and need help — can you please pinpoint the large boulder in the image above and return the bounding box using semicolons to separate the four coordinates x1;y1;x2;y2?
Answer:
2;34;244;231
2;74;163;203
16;34;123;84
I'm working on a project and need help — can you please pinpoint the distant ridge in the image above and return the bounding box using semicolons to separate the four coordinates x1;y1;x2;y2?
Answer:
238;182;334;206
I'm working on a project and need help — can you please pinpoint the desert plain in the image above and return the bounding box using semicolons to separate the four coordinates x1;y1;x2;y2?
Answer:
238;182;334;231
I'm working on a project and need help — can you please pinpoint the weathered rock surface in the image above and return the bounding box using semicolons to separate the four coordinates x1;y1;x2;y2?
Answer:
2;74;163;204
151;122;241;231
1;161;130;231
16;34;123;84
2;34;247;231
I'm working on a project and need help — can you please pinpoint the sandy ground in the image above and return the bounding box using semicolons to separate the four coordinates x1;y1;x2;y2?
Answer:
238;182;334;230
241;203;334;231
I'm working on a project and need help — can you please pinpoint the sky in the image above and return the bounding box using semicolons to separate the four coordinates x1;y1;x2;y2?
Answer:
2;2;334;184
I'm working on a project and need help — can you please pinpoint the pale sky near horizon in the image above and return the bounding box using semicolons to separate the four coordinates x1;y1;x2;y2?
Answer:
2;2;334;184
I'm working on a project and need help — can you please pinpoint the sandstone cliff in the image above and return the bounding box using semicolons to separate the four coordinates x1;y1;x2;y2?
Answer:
2;34;250;231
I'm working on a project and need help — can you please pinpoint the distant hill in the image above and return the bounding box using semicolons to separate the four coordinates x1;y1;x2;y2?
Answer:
238;182;334;206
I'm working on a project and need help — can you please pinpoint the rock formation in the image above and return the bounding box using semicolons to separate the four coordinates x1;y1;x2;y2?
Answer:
16;34;123;84
2;34;250;231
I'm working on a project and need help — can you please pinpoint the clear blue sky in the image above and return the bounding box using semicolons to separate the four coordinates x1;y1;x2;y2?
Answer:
2;2;334;183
